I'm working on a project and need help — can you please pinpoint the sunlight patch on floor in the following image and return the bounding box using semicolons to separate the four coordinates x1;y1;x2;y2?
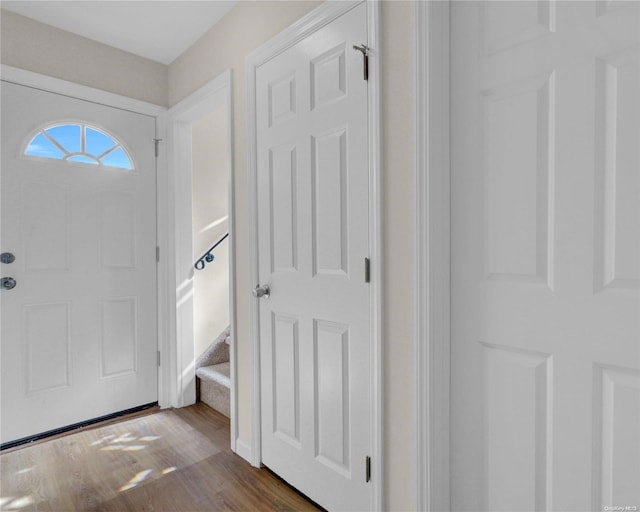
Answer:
119;469;153;492
96;432;161;452
138;435;161;442
110;433;136;443
101;444;146;451
0;406;278;512
0;495;34;510
90;434;116;446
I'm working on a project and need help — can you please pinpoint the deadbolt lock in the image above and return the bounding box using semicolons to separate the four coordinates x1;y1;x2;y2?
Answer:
0;253;15;264
1;277;17;290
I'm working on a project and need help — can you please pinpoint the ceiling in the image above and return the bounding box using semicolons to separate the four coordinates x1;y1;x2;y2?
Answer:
1;1;238;65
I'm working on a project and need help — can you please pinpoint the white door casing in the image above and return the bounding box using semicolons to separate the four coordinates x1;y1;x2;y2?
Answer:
248;1;382;510
450;2;640;511
167;70;239;451
414;1;451;510
1;82;158;444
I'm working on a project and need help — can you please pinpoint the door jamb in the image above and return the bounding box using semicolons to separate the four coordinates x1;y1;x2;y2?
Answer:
245;1;383;509
0;64;171;408
166;70;239;450
414;2;451;511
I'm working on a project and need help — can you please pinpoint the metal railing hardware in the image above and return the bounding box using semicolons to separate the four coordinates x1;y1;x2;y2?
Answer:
194;233;229;270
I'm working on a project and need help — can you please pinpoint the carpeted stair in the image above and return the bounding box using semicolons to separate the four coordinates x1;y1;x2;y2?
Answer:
195;326;230;417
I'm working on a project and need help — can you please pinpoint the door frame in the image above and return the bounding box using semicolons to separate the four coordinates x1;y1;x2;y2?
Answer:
166;70;238;450
246;1;383;509
0;64;170;406
414;2;451;511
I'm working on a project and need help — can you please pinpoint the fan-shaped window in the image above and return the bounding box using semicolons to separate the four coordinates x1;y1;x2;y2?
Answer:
25;124;134;170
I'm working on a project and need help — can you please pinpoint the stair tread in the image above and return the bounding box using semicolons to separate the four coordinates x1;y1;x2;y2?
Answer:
196;362;230;388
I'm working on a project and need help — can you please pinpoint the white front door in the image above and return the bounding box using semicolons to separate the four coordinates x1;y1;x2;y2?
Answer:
451;1;640;510
255;3;371;510
1;82;158;445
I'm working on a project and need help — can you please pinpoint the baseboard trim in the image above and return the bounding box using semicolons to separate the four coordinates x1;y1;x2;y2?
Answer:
234;438;253;464
0;402;158;451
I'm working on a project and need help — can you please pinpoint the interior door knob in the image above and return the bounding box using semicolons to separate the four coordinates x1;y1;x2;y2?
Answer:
1;277;17;290
252;284;270;299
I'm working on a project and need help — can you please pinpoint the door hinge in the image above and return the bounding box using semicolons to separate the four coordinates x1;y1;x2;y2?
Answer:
365;456;371;482
156;246;160;262
365;257;370;283
157;351;161;367
153;138;162;158
353;44;369;81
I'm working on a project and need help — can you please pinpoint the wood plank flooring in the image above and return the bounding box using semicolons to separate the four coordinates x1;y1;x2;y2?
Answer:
0;403;321;511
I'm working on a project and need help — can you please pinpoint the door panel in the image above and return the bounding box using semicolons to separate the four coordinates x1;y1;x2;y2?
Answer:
594;46;640;291
256;3;370;511
25;302;71;393
451;1;640;510
23;183;71;271
1;82;158;445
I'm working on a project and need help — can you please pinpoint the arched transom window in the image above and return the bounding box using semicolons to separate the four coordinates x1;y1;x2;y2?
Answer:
25;123;134;170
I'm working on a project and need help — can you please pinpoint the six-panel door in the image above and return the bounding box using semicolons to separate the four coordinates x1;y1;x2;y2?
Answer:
255;3;371;511
451;2;640;510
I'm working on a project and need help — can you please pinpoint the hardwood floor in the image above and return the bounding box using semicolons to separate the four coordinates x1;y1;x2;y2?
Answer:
0;403;321;511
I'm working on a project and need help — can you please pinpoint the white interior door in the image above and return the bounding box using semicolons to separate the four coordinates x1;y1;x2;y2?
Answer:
255;3;371;510
451;1;640;510
1;82;158;445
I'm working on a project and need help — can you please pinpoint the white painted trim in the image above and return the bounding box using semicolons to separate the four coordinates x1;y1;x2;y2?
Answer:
234;438;253;464
245;1;364;69
1;65;166;117
166;71;237;456
415;2;451;511
226;78;240;456
246;1;383;509
169;119;194;408
168;71;230;119
0;64;175;412
246;42;262;466
366;2;383;510
156;111;173;410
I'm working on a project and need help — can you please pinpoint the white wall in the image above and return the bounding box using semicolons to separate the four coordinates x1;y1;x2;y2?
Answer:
0;9;168;106
380;3;415;509
169;2;416;510
192;107;230;359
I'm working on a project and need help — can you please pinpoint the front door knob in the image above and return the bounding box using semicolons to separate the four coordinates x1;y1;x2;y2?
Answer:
252;284;270;299
1;277;17;290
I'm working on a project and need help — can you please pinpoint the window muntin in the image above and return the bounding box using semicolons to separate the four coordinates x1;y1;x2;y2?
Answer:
25;123;134;170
